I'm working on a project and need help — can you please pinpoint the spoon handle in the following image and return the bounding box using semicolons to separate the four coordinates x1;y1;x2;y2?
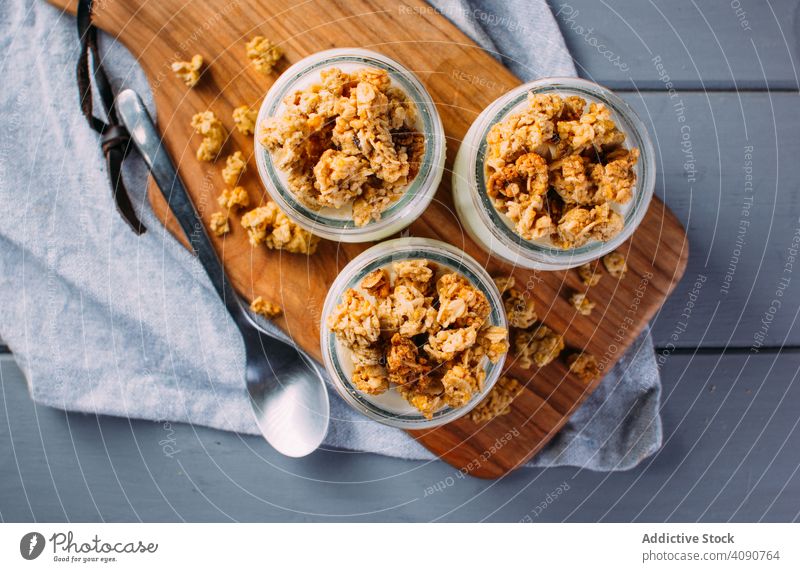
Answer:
116;89;248;327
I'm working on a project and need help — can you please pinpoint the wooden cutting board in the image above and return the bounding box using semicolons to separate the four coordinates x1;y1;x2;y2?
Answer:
48;0;688;478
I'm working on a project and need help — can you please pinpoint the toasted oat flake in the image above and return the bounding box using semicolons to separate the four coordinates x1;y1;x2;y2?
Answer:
469;375;523;423
513;324;564;369
567;352;601;382
246;36;283;74
240;202;319;254
603;251;627;278
209;212;230;236
171;54;203;87
484;92;639;248
328;259;509;419
191;111;225;161
258;67;424;225
221;151;247;185
250;296;282;319
232;106;258;135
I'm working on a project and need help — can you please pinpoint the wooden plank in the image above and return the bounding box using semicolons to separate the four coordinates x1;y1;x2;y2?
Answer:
44;0;687;478
3;351;799;521
621;92;800;348
546;0;800;89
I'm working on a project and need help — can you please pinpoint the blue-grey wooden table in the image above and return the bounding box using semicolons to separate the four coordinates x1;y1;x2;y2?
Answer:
2;0;799;522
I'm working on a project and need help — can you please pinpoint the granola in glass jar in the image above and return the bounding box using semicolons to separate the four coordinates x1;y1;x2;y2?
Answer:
326;259;508;418
259;67;425;226
484;92;639;249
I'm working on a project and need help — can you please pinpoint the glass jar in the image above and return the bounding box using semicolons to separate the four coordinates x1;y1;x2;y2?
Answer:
255;48;446;243
320;237;508;429
453;77;655;270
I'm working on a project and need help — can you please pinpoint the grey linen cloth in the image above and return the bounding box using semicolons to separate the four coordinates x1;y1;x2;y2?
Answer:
0;0;661;471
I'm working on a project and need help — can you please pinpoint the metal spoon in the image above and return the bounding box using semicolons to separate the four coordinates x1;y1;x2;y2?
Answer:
116;89;330;457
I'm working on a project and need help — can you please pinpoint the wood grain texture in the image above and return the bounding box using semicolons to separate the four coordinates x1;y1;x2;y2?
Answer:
48;0;687;478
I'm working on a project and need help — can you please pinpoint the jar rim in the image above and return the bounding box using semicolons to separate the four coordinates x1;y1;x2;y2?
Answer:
462;77;655;267
320;237;508;429
255;49;445;241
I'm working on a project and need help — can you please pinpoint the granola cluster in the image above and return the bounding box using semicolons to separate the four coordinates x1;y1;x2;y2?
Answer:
250;296;282;319
513;324;564;370
172;54;203;87
484;92;639;248
221;151;247;185
246;36;283;74
494;275;537;329
259;67;425;226
191;111;225;161
567;352;601;382
327;260;509;418
469;374;523;423
240;202;319;254
233;106;257;135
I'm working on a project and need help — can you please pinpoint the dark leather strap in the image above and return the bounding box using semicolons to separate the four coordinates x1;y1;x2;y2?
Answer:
76;0;146;234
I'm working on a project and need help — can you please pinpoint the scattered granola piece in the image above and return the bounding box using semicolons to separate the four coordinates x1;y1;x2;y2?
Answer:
209;212;230;236
352;364;390;395
327;259;509;418
171;54;203;87
502;286;537;329
484;92;639;249
245;36;283;74
567;352;601;382
221;151;247;185
569;292;595;316
240;202;320;254
218;185;250;210
191;111;225;161
327;289;380;349
469;375;523;423
250;296;282;319
513;324;564;369
577;262;602;287
603;251;627;278
232;105;257;135
259;67;424;225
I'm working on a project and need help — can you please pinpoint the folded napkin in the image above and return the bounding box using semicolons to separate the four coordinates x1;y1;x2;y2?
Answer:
0;0;661;470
